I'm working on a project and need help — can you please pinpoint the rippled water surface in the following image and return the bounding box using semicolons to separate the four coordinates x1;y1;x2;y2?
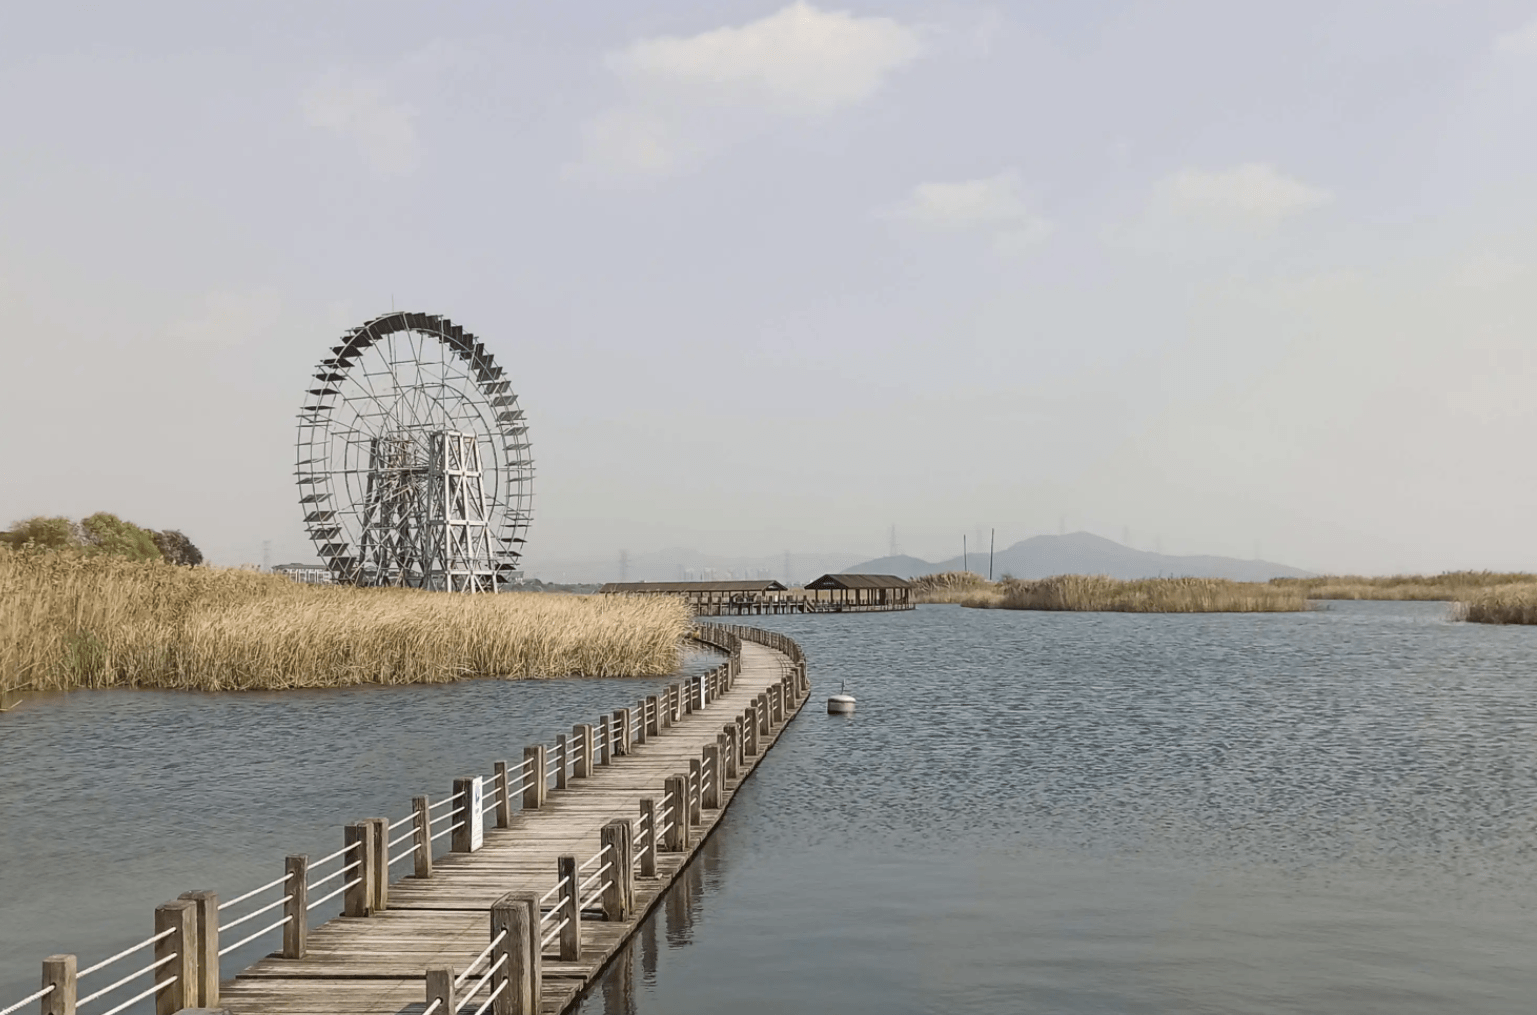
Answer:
580;602;1537;1014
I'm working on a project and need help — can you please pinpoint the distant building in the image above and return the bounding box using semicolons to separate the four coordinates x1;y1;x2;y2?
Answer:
803;574;912;609
273;562;332;585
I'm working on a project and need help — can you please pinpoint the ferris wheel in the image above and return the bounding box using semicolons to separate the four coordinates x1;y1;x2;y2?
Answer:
295;311;533;591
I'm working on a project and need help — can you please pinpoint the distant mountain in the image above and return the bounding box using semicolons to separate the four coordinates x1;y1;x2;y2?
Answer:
845;532;1314;582
525;547;866;586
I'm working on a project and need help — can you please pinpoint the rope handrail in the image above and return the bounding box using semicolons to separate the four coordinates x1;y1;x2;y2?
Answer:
0;985;53;1015
452;929;508;989
540;917;568;949
218;913;290;958
633;844;650;861
388;827;417;850
538;876;569;908
93;975;175;1015
578;861;612;895
221;893;290;932
77;926;177;978
308;857;362;891
468;977;508;1015
76;950;176;1008
578;843;612;871
429;820;463;844
422;998;443;1015
218;871;292;912
387;812;416;832
310;840;361;869
427;794;457;812
429;805;465;827
307;876;361;912
579;883;610;912
388;842;419;866
460;950;507;1003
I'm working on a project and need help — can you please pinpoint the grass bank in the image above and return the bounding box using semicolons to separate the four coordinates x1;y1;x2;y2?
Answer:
1271;571;1537;601
0;549;692;695
963;574;1308;613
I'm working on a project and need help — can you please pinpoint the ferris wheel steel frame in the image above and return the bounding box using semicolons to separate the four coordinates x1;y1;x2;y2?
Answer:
295;311;533;591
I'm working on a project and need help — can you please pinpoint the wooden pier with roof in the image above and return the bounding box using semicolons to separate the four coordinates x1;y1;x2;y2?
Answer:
7;625;808;1015
599;573;913;615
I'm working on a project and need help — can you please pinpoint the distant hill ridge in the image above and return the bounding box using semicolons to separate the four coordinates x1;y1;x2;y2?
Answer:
845;532;1314;582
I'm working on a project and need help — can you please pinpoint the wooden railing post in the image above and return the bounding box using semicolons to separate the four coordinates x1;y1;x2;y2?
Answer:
424;966;455;1015
283;855;307;958
687;759;703;826
412;796;433;878
644;696;658;738
614;708;631;755
554;736;568;791
771;684;784;724
600;821;632;921
366;817;388;912
153;899;195;1015
556;855;580;961
40;955;75;1015
573;724;593;779
639;798;658;878
702;744;721;810
669;683;681;725
758;693;771;736
743;707;758;756
451;777;483;853
491;892;539;1015
597;718;611;767
663;776;690;850
343;824;371;917
682;678;694;715
177;890;218;1007
494;761;514;829
523;746;547;810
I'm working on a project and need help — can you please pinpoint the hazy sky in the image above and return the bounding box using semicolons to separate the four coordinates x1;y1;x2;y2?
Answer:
4;1;1537;575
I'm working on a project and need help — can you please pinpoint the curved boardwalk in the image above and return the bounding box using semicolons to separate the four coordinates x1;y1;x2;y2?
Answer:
219;632;807;1015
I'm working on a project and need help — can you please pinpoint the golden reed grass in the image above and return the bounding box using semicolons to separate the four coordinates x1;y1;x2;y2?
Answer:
910;571;994;604
0;548;692;694
952;574;1307;613
1271;571;1537;601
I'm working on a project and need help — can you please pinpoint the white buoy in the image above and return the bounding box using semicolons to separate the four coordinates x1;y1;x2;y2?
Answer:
827;682;856;715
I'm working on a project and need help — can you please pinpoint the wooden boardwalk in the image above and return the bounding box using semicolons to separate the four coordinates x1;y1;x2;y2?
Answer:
218;635;807;1015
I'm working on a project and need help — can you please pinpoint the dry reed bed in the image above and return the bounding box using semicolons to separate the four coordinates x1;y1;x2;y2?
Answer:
1272;571;1537;601
0;549;692;694
910;570;994;604
956;574;1308;613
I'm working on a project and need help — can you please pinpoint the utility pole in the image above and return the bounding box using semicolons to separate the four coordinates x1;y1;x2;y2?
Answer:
989;529;995;582
963;535;968;574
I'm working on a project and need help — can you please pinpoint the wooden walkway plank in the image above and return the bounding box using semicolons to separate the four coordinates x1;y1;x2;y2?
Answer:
219;632;807;1015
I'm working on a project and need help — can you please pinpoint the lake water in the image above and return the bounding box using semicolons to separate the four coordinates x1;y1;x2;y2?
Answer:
579;602;1537;1014
5;602;1537;1013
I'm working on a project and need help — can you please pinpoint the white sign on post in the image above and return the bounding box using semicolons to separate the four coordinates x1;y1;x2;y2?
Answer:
469;776;484;851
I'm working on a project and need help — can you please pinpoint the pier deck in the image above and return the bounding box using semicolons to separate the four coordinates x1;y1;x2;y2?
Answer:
218;635;806;1015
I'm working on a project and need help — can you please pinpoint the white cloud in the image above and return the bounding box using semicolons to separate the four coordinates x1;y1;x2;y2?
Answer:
169;289;284;345
577;3;923;176
882;171;1052;253
302;70;420;176
1494;17;1537;55
1154;163;1332;229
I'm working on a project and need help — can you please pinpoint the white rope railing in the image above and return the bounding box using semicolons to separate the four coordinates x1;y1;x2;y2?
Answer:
218;871;292;912
540;918;568;949
452;930;508;989
93;975;175;1015
578;862;612;895
76;951;176;1008
0;985;53;1015
308;857;362;891
538;877;569;909
388;841;419;866
459;950;507;1001
468;977;507;1015
218;914;290;957
77;927;176;978
578;844;612;871
422;998;443;1015
221;893;290;932
309;840;360;869
307;876;361;912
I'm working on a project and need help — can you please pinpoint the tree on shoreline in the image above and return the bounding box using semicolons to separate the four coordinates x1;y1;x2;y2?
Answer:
1;513;203;565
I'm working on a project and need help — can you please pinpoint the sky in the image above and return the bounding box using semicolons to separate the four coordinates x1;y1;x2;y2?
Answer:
3;1;1537;577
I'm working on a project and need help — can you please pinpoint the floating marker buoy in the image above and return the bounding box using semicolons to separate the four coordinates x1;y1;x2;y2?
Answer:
827;681;855;714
